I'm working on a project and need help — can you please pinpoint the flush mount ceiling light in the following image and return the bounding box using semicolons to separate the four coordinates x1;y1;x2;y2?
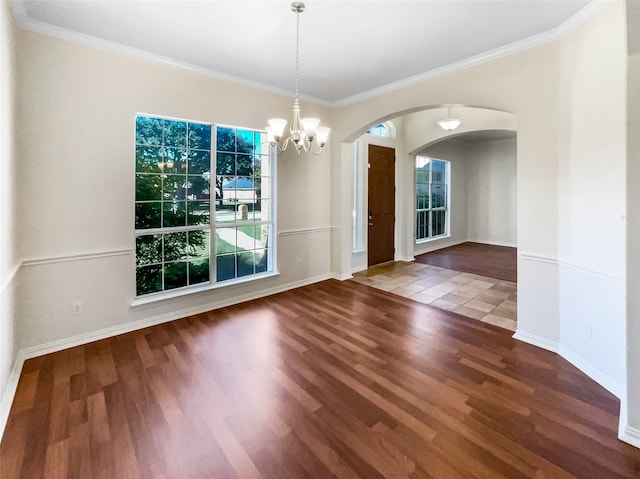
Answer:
266;2;330;156
438;107;462;132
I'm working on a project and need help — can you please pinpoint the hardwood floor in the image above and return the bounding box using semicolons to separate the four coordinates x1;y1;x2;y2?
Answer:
415;242;518;282
2;280;639;478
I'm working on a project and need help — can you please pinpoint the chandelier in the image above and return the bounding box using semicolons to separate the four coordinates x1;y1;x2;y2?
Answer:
266;2;330;156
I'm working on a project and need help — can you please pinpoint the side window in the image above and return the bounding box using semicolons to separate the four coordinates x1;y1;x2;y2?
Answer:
214;127;272;282
416;156;449;241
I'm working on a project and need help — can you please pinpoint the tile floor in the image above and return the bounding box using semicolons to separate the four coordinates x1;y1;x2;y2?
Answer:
351;261;517;331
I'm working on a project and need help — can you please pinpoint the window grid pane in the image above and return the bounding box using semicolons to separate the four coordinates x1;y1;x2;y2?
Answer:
135;228;210;295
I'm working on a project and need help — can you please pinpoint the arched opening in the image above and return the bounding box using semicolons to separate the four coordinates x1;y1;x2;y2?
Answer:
345;105;518;328
345;106;517;270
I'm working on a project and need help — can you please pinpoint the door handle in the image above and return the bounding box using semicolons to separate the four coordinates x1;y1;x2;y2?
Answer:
368;212;373;226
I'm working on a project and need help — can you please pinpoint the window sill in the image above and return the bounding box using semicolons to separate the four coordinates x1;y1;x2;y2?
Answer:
415;234;450;245
130;270;280;310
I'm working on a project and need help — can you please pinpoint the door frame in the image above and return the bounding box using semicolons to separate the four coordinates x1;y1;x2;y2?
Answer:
351;133;401;273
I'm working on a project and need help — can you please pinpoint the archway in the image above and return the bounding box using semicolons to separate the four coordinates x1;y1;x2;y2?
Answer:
341;105;517;276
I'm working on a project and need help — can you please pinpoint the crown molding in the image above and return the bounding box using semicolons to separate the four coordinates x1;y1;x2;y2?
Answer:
11;0;613;109
332;0;614;107
555;0;614;36
9;2;331;107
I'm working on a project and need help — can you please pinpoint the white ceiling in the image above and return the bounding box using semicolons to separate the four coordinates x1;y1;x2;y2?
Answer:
13;0;595;105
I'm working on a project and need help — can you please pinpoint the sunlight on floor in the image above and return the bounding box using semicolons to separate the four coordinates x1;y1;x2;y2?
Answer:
352;261;517;331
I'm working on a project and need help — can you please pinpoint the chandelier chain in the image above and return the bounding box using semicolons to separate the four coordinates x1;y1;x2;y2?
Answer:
295;7;300;100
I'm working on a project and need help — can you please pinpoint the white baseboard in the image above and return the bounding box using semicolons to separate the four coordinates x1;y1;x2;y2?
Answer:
512;329;559;353
559;346;624;399
514;329;623;399
332;272;354;281
617;397;640;448
466;239;517;248
620;425;640;449
0;272;334;439
0;353;26;442
414;239;465;256
350;265;368;275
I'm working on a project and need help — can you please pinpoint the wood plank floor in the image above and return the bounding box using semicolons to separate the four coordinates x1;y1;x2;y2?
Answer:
2;280;639;478
415;242;518;282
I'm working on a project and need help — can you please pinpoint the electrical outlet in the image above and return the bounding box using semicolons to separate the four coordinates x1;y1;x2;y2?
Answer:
296;258;302;269
584;322;592;339
72;301;83;315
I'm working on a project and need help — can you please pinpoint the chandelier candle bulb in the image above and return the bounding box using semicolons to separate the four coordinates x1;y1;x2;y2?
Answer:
267;119;287;141
265;127;275;144
301;118;320;138
316;126;331;147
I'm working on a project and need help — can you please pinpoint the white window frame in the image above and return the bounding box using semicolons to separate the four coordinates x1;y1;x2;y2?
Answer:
213;124;276;285
366;121;397;139
133;114;277;306
352;141;365;253
415;156;449;242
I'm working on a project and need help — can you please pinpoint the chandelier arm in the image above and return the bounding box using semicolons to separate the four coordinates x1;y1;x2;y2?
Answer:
280;137;293;152
309;142;324;156
277;137;304;157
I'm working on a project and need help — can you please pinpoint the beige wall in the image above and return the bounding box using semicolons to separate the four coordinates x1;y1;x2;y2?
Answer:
626;0;640;445
15;28;333;350
0;0;19;427
465;138;517;247
555;2;627;397
413;135;517;252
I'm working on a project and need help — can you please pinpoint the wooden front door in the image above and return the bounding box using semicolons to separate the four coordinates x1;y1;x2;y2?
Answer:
367;145;395;266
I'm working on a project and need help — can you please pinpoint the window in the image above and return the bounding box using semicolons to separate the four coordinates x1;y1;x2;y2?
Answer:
214;127;272;282
416;156;449;241
352;141;364;252
367;123;388;137
135;115;274;297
